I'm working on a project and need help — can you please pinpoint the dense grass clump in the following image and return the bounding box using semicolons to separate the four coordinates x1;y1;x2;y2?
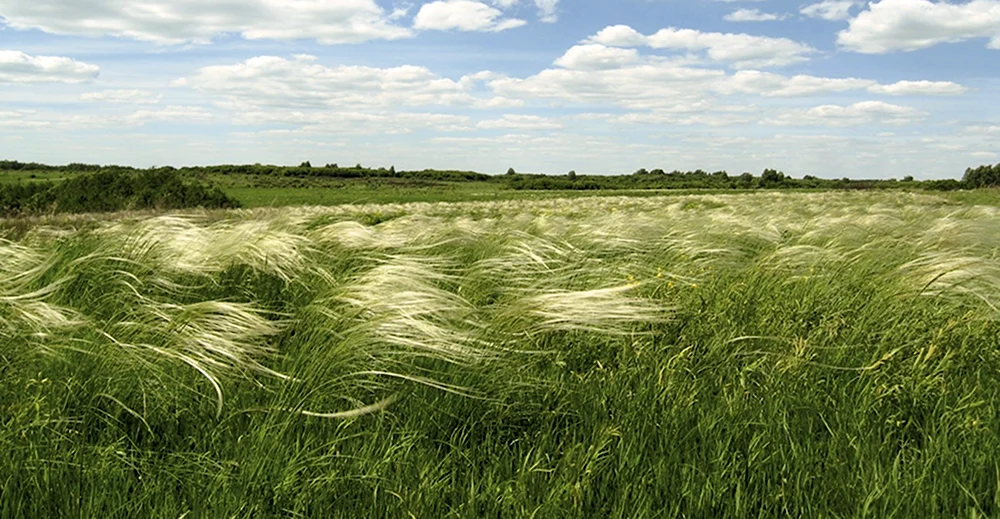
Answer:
1;191;1000;517
0;169;239;216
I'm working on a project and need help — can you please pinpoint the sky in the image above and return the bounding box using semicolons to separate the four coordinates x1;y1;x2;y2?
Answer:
1;0;999;179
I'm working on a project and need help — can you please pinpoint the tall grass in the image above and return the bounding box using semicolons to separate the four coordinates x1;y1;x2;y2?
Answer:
2;191;1000;517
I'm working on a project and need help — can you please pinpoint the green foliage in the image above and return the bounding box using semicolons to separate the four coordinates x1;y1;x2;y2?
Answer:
962;162;1000;188
2;192;1000;516
0;159;991;199
0;169;239;216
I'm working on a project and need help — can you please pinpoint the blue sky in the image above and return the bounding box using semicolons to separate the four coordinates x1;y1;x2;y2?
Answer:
1;0;999;178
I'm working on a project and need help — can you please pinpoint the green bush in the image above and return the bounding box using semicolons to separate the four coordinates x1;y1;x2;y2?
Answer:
0;169;239;216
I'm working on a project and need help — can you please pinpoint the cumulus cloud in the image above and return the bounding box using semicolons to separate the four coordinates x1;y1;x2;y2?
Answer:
80;89;162;104
609;111;757;126
587;25;815;68
0;0;411;44
476;114;563;130
230;110;474;134
488;60;726;110
800;1;857;22
413;0;526;32
173;55;524;134
838;0;1000;53
482;37;958;116
177;55;488;109
0;110;51;128
868;80;967;95
61;106;214;129
0;50;99;83
533;0;559;23
767;101;927;126
724;9;788;22
718;70;876;96
553;44;641;70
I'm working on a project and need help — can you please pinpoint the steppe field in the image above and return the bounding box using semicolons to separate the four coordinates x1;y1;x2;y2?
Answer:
3;190;1000;517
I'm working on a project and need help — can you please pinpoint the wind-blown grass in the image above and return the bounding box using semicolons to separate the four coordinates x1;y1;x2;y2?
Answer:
2;191;1000;517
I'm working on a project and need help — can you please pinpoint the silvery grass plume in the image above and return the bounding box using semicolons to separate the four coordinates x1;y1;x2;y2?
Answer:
506;285;672;335
915;207;1000;252
0;240;81;340
311;214;467;251
104;215;314;282
474;232;590;289
312;220;409;250
331;255;490;365
102;298;285;417
899;251;1000;312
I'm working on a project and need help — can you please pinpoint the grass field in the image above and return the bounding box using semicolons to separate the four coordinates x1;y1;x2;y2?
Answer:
2;190;1000;517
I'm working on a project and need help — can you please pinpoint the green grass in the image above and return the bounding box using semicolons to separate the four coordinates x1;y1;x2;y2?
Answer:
0;170;76;184
2;191;1000;517
224;182;507;206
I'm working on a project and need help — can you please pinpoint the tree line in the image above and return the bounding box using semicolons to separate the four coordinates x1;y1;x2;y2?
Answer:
2;160;998;212
504;167;974;191
0;161;490;182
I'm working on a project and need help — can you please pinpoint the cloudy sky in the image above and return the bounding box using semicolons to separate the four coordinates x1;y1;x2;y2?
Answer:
1;0;999;178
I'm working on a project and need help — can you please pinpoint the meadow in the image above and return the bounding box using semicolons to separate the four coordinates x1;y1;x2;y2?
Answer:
2;190;1000;517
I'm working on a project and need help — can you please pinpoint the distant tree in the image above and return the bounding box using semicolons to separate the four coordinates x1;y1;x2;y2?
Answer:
650;169;665;176
634;168;649;176
903;175;914;182
760;168;786;187
300;161;312;168
567;170;577;180
506;167;516;175
389;165;396;175
736;172;755;189
963;163;1000;188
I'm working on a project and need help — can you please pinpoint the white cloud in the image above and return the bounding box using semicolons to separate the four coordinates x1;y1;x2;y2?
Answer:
80;89;162;104
0;0;411;44
413;0;526;32
553;44;641;70
174;55;519;134
61;106;214;129
0;50;99;83
178;55;484;109
964;124;1000;134
231;110;474;134
477;114;562;130
868;80;967;95
838;0;1000;53
767;101;927;126
800;1;857;22
534;0;559;23
610;111;757;126
724;9;787;22
588;25;815;68
586;25;649;47
719;70;876;96
0;110;51;128
488;60;726;110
